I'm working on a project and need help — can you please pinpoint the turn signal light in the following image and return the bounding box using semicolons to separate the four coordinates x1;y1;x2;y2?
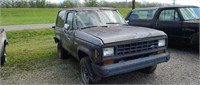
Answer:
157;50;165;54
104;60;114;65
94;49;100;58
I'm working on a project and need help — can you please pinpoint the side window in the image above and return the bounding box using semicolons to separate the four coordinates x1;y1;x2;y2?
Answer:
159;9;180;21
56;11;65;27
128;9;157;20
65;12;73;29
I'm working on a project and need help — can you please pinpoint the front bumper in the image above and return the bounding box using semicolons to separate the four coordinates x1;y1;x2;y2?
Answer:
92;53;170;77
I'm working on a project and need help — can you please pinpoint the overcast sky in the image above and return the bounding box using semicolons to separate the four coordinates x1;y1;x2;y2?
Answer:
47;0;200;6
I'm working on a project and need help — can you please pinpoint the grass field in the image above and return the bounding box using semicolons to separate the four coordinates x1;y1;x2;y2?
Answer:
0;29;57;78
0;29;82;84
0;8;61;25
0;8;131;26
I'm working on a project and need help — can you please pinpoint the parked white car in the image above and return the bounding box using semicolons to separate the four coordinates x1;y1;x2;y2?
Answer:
0;28;8;67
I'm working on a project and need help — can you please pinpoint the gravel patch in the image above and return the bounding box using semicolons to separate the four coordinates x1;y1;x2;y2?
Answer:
0;47;199;84
1;61;82;84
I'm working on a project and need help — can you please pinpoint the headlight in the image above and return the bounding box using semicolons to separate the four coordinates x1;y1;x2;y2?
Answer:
103;47;114;57
158;39;166;47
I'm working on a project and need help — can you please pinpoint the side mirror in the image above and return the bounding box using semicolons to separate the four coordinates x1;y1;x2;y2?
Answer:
64;24;70;30
125;20;129;23
52;26;55;29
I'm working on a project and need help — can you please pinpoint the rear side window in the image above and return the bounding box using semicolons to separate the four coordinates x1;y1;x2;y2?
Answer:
56;11;65;27
159;9;180;21
128;9;157;20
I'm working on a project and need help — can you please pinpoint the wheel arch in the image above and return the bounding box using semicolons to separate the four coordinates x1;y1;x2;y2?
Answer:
54;35;61;43
190;32;199;47
77;46;93;61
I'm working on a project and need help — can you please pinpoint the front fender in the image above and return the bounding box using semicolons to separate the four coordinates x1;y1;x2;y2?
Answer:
77;46;93;61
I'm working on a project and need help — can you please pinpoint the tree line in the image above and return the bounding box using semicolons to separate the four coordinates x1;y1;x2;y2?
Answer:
0;0;170;8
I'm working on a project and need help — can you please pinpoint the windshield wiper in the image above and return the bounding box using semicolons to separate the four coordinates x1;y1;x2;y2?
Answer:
81;25;108;29
106;22;120;24
81;26;98;29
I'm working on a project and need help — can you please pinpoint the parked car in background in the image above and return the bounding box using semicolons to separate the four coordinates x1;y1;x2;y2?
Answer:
0;28;8;67
126;6;199;50
52;7;170;84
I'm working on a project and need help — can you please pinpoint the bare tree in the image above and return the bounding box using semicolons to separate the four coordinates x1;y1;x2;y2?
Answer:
84;0;98;7
62;0;80;8
11;0;15;7
1;0;11;8
36;0;46;8
29;0;36;8
15;0;28;8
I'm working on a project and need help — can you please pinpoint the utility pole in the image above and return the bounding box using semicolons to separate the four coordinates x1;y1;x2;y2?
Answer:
126;0;128;8
132;0;135;9
173;0;176;5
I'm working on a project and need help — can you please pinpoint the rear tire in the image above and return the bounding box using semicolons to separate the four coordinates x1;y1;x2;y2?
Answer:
190;33;199;51
57;42;68;59
141;65;157;74
80;57;101;84
1;46;6;67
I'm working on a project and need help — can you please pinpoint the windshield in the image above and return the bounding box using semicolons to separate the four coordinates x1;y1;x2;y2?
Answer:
76;10;125;29
180;7;200;20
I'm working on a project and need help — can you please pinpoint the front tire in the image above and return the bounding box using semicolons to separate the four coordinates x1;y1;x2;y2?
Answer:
80;57;101;84
1;46;6;66
57;42;68;59
190;33;199;51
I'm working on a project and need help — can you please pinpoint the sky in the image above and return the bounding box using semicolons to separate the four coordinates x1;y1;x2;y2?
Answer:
47;0;200;6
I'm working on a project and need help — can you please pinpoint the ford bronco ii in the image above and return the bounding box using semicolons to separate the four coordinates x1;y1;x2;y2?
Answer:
52;7;170;84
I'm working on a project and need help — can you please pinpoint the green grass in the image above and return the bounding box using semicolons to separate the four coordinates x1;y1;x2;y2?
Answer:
6;28;56;67
0;8;61;25
0;8;131;26
0;29;61;79
117;8;132;18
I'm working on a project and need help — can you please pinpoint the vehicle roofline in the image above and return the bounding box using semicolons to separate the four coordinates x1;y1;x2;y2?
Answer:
59;7;117;12
132;5;199;10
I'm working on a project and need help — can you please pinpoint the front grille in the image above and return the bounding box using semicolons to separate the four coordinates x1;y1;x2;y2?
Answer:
115;40;158;56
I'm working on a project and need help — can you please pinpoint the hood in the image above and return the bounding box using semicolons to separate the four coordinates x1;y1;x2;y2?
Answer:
81;26;166;44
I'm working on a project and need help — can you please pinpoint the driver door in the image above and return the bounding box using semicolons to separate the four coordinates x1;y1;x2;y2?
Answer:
62;11;75;54
154;9;182;38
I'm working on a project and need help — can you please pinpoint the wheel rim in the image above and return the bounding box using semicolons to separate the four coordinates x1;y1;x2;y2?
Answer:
4;54;7;62
81;65;89;84
4;49;7;62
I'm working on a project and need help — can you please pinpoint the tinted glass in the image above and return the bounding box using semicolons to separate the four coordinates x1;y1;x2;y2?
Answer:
128;8;157;20
180;7;200;20
66;13;73;29
56;11;65;27
159;9;180;21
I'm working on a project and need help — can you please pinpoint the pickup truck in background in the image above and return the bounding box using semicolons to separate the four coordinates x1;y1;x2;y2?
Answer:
0;28;8;67
126;6;199;50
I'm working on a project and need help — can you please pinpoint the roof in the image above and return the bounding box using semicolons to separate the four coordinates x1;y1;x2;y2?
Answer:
63;7;117;11
132;5;199;10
